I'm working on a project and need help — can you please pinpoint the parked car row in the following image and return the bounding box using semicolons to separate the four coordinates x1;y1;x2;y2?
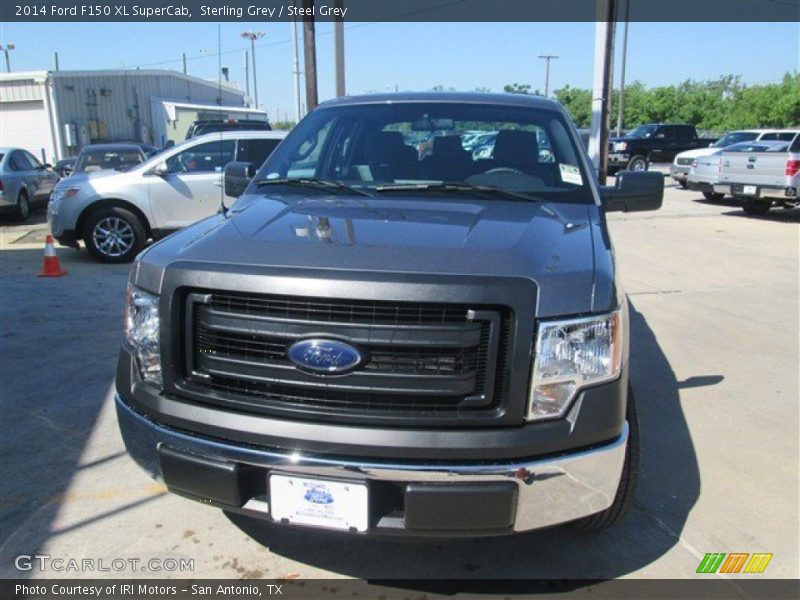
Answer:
48;130;286;262
671;128;799;215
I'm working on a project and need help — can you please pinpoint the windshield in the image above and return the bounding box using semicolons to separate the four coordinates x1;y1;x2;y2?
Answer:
74;148;143;173
626;125;658;139
253;102;591;202
712;131;759;147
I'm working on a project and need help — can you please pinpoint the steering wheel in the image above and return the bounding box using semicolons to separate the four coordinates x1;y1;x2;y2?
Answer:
484;167;524;175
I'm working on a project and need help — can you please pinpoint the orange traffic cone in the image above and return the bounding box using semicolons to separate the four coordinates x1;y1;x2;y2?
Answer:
38;235;68;277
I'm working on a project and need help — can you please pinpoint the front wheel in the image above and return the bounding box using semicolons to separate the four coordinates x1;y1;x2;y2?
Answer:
15;191;30;221
627;155;649;172
702;191;725;201
84;206;146;263
678;180;688;189
741;197;772;216
574;384;639;530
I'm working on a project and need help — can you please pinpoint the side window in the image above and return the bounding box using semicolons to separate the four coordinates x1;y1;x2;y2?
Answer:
790;135;800;153
236;138;282;167
656;127;674;140
165;140;235;174
675;127;692;141
9;152;32;171
23;151;42;168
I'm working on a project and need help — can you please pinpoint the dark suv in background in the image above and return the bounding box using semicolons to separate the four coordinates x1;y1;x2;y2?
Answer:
116;93;663;537
608;123;717;172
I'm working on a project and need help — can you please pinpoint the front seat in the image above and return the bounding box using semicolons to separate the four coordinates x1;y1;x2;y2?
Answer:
366;131;418;182
491;130;539;173
422;136;474;181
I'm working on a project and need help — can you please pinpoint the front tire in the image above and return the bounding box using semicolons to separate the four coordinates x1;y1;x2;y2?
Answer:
574;384;639;531
627;155;649;172
702;191;725;201
741;197;772;216
83;206;146;263
15;191;30;221
678;180;688;189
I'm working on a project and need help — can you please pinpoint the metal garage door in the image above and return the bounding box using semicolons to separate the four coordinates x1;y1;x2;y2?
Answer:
0;100;54;163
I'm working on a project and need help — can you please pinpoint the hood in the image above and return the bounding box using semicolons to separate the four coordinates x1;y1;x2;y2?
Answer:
675;147;718;161
54;168;122;189
139;194;605;316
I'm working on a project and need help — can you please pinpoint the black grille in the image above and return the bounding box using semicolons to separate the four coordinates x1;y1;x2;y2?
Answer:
181;291;511;424
677;157;693;166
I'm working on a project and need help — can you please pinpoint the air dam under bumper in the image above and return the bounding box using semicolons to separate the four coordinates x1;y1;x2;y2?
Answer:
116;396;628;535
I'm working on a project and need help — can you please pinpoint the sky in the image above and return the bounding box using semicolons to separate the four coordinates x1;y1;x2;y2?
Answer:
1;20;798;122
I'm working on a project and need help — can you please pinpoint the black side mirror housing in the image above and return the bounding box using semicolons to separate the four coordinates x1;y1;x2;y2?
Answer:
601;170;664;213
224;161;255;198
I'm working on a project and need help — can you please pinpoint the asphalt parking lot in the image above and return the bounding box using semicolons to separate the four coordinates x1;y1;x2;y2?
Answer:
0;180;797;585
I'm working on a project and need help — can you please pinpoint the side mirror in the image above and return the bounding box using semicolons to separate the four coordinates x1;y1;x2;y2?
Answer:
224;161;255;198
601;171;663;213
150;162;170;177
42;163;53;170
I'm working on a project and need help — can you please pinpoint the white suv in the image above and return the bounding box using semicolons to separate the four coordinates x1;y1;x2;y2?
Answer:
48;131;286;262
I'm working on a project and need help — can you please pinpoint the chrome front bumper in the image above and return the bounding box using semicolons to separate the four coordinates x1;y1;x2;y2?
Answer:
116;395;628;534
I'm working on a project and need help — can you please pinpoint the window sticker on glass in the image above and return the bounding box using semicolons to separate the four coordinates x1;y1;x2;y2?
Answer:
559;163;583;186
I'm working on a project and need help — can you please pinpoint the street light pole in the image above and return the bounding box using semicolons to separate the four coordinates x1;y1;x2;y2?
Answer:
291;5;302;121
0;44;15;73
241;31;265;110
333;0;346;97
537;54;559;97
616;0;631;136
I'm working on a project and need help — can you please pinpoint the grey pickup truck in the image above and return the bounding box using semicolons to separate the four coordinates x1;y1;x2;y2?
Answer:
116;93;663;537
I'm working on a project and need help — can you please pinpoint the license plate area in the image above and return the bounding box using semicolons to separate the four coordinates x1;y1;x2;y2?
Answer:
739;184;758;196
269;473;369;532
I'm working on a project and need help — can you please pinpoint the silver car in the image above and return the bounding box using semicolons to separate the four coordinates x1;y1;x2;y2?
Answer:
0;147;59;221
48;131;286;263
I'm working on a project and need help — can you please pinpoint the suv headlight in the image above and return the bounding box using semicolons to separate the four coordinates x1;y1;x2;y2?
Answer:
124;284;162;387
527;311;622;421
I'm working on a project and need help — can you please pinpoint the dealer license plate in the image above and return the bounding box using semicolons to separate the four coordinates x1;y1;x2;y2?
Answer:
269;474;368;532
742;185;758;195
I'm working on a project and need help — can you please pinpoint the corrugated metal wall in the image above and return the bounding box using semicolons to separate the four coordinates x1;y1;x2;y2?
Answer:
0;76;45;103
52;70;245;152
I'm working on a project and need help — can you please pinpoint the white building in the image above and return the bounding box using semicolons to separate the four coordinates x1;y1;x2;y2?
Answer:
0;69;267;162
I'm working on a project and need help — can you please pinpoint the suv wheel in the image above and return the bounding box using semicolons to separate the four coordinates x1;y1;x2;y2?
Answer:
627;156;648;172
573;384;639;531
84;207;146;263
15;191;30;221
741;197;772;216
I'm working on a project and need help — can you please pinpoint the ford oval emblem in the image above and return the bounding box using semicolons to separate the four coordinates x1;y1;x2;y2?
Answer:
287;339;362;375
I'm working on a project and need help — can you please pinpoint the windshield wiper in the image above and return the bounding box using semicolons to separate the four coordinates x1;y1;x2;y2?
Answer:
252;177;373;197
374;182;539;202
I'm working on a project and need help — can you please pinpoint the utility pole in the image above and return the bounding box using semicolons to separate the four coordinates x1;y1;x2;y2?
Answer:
588;0;617;184
333;0;346;97
302;0;319;111
0;44;15;73
244;51;250;104
291;4;302;121
537;54;559;98
181;52;187;75
53;52;59;71
616;0;630;136
241;31;265;111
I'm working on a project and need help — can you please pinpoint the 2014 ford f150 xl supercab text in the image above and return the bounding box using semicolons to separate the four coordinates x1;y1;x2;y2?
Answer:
116;93;663;536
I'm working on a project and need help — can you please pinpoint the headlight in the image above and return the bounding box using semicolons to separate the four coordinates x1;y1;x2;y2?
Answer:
527;311;622;421
614;141;627;152
124;284;162;386
51;187;80;202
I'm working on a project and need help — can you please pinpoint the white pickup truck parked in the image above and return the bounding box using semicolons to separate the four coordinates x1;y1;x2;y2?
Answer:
715;133;800;215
